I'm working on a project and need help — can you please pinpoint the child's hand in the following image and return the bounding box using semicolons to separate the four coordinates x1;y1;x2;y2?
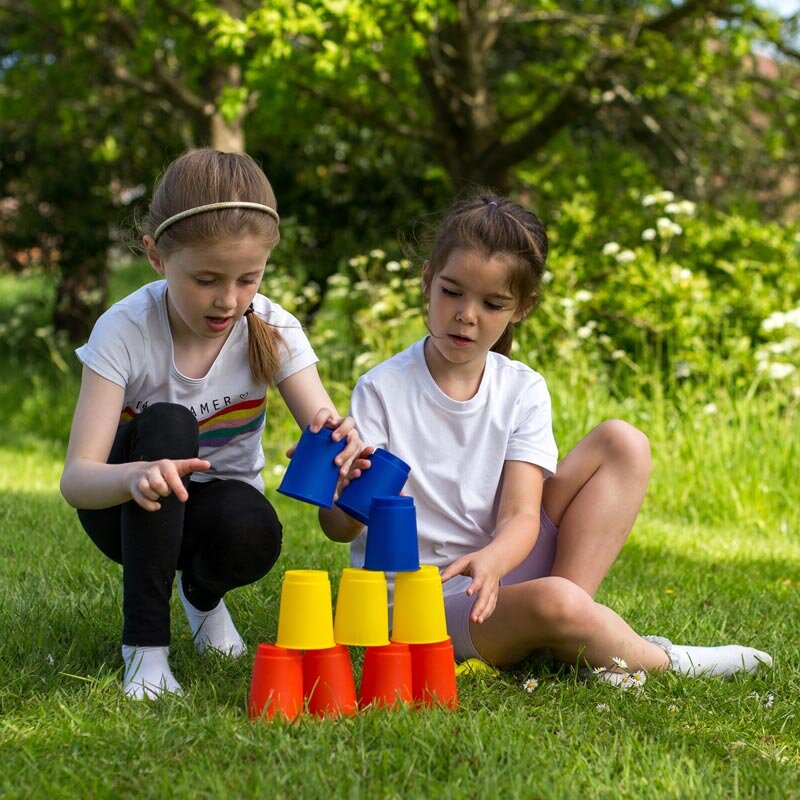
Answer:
338;445;375;491
440;547;505;624
307;408;364;478
127;458;210;512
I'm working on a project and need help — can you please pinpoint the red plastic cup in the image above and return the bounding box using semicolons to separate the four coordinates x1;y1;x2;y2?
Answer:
302;645;358;718
248;643;304;721
410;638;459;709
358;643;413;709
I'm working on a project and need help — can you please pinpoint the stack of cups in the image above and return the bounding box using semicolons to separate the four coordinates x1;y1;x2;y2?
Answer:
249;570;357;720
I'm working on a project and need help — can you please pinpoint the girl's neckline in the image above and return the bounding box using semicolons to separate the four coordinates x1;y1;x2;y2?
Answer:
418;337;489;409
159;283;243;382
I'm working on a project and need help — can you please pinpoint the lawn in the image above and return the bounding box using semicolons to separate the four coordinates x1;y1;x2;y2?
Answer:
1;404;798;798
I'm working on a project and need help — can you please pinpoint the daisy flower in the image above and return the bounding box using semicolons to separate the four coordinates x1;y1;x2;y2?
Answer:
610;656;628;670
523;678;539;693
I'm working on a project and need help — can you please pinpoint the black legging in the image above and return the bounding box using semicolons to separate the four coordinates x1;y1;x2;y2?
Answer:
77;402;282;646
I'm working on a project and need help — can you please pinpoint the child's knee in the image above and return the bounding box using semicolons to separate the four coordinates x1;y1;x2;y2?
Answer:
596;419;651;474
525;577;595;633
135;403;199;460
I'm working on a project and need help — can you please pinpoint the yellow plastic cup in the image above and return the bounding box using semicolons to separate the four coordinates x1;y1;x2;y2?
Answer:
276;570;336;650
334;568;390;647
391;565;448;644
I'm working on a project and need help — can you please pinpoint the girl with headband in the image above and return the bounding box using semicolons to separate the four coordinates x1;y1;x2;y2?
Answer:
61;149;362;699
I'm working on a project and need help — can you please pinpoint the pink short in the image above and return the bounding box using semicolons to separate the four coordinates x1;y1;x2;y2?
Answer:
444;506;559;662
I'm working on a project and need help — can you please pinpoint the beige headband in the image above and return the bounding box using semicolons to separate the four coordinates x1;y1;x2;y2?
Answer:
153;201;280;241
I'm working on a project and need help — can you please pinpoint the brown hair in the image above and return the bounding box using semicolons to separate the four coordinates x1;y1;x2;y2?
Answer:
421;193;549;357
143;149;285;385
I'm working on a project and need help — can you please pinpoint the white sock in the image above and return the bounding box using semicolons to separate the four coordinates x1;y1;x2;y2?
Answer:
178;574;246;657
122;645;182;700
645;636;773;677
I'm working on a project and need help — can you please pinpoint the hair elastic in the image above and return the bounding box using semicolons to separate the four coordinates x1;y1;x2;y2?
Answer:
244;303;255;317
153;201;280;241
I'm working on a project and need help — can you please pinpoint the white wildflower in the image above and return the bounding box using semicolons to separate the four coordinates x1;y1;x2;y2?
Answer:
46;654;55;665
668;704;679;714
271;465;285;476
602;242;621;256
577;325;593;340
327;273;350;287
658;190;675;203
542;269;554;285
674;361;691;378
664;202;681;215
575;289;593;303
785;308;800;327
678;200;696;216
703;403;718;415
641;228;657;241
523;678;539;693
596;702;609;712
629;670;647;686
561;298;575;310
616;249;636;264
369;248;386;259
610;656;628;670
385;260;401;272
372;301;390;315
611;349;626;360
657;217;674;234
768;362;796;380
761;312;787;332
592;665;607;674
642;194;657;207
354;352;376;369
764;694;775;708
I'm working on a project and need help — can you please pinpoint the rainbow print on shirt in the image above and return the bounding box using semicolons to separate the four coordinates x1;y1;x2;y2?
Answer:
119;395;266;448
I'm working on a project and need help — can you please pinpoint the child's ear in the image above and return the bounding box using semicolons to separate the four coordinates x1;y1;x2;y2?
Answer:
512;291;538;323
143;236;165;275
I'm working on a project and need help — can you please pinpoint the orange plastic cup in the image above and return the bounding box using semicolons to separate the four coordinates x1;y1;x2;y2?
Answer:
302;645;358;718
358;642;413;709
410;638;459;709
248;643;304;721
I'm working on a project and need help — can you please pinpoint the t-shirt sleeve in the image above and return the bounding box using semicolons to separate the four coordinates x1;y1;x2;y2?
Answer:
268;306;319;386
505;374;558;477
349;377;390;450
74;306;142;389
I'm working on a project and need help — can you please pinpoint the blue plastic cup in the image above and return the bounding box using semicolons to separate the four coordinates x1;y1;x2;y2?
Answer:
364;496;420;572
277;427;346;508
335;448;411;524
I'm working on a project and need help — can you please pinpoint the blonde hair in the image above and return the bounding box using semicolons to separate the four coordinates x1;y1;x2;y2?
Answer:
423;194;549;356
143;149;286;385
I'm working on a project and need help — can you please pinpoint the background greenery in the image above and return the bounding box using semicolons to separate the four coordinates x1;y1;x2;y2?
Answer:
1;1;799;797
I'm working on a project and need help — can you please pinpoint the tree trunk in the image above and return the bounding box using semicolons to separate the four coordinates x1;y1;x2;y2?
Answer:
210;111;245;153
53;255;109;343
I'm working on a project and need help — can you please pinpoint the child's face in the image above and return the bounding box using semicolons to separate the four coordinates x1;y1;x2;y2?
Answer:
424;248;527;367
144;235;270;342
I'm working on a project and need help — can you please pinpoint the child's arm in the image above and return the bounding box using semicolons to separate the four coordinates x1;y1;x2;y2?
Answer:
60;367;210;511
276;363;362;470
440;460;544;624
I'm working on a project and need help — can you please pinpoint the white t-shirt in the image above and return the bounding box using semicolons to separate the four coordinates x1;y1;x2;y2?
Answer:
349;337;558;599
75;280;318;492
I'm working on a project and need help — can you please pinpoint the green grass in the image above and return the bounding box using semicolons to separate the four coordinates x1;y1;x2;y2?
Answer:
1;410;798;798
1;265;798;797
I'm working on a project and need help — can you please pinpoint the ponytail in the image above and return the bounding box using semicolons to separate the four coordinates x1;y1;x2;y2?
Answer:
244;307;287;385
491;323;514;357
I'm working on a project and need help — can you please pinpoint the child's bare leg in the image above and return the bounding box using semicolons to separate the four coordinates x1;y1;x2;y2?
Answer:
543;420;651;596
469;577;669;671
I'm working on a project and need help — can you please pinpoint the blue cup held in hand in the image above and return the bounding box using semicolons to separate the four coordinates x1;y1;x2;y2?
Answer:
335;448;411;524
364;496;420;573
277;426;346;508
